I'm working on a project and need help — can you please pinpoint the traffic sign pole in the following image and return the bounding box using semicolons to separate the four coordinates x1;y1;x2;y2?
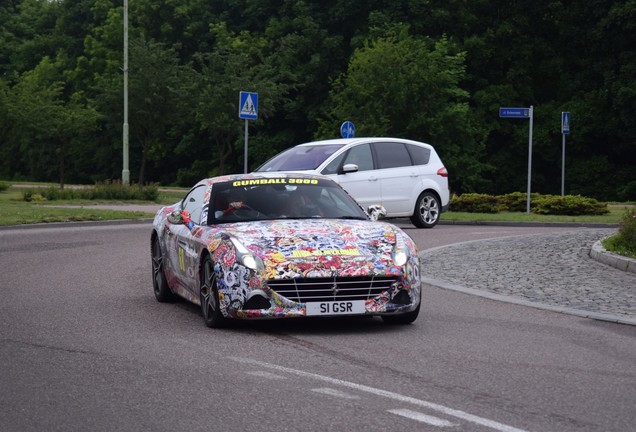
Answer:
561;112;570;196
527;105;533;214
561;134;565;196
239;91;259;173
499;105;534;214
244;119;249;174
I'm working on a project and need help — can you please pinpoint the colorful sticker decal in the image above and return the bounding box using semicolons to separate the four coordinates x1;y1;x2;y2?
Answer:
153;175;420;320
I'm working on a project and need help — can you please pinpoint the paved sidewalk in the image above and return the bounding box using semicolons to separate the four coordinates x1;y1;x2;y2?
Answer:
420;228;636;325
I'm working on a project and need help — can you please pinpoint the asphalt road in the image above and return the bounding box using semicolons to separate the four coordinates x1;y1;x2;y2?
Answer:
1;222;634;432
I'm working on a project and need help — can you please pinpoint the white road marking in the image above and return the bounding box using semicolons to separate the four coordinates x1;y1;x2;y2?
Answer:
312;387;360;399
246;370;286;379
230;357;528;432
389;408;457;427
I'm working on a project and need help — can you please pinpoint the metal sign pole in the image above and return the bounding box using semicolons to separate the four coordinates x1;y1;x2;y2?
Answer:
526;105;533;214
244;119;248;174
560;111;570;196
238;91;258;173
561;134;566;196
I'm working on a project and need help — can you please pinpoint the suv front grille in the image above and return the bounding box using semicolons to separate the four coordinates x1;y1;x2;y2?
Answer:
267;276;398;303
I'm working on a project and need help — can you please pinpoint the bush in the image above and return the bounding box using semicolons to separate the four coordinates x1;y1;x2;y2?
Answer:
450;193;505;213
603;209;636;258
0;181;10;192
532;194;609;216
450;192;609;215
498;192;542;212
22;182;159;202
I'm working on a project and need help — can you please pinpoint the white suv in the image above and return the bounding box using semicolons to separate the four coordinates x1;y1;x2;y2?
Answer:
255;137;449;228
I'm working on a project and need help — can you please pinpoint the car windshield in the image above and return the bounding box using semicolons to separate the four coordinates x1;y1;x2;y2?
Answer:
208;177;368;224
256;144;345;171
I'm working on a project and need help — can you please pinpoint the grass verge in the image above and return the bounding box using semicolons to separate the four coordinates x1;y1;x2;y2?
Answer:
0;184;185;227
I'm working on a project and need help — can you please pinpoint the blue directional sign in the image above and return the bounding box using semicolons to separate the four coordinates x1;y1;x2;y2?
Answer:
340;121;355;138
499;107;530;118
239;91;258;120
561;112;571;135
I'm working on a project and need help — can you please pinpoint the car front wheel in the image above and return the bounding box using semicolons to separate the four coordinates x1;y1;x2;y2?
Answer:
410;191;441;228
200;256;227;328
381;302;420;325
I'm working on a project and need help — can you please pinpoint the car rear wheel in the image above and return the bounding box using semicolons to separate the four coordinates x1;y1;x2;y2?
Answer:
381;302;420;325
200;256;227;328
152;236;176;302
410;191;440;228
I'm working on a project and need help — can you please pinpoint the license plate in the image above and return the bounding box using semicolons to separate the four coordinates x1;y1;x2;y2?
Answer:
306;300;366;316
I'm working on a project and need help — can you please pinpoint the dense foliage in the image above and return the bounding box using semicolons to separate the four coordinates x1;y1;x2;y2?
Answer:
22;182;158;201
451;192;609;216
1;0;634;200
603;210;636;258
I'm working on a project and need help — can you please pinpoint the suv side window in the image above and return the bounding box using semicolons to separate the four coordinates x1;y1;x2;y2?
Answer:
373;142;412;169
183;185;206;225
321;153;346;175
342;144;373;171
406;144;431;165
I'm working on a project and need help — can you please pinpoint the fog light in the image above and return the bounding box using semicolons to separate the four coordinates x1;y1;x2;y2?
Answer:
392;290;411;305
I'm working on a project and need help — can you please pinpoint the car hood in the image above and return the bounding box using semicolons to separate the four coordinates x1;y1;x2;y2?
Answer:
213;219;407;279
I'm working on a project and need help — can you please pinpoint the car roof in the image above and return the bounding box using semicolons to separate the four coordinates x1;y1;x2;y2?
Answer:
295;137;435;148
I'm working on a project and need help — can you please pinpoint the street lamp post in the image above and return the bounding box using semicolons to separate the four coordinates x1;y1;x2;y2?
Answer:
122;0;130;185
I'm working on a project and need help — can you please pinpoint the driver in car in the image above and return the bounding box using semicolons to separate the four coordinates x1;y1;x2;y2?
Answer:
215;188;249;218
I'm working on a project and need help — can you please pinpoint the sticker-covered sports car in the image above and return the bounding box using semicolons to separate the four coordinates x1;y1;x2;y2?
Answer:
151;173;421;328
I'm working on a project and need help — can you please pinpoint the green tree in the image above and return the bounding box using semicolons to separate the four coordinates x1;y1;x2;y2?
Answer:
318;25;486;193
185;23;291;176
2;56;99;186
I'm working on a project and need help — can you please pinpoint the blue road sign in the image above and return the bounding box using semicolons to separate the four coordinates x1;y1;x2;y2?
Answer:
239;91;258;120
561;112;571;134
340;121;355;138
499;107;530;118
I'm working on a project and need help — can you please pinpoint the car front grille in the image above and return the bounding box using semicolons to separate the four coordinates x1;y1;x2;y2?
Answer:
267;276;398;303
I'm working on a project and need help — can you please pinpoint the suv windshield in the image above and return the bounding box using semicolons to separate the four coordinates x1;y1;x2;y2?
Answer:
256;144;344;171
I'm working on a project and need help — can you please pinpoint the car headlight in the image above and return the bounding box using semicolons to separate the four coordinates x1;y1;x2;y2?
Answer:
392;231;408;267
393;250;408;267
230;237;263;271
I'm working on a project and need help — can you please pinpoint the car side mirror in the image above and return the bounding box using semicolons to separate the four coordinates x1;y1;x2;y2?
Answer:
340;163;359;174
367;205;386;221
167;209;184;225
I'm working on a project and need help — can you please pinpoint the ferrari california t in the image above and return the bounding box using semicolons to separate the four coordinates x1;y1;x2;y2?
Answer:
151;173;421;328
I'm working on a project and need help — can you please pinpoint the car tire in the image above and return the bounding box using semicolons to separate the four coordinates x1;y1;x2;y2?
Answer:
152;236;176;302
381;302;420;325
200;256;227;328
410;191;441;228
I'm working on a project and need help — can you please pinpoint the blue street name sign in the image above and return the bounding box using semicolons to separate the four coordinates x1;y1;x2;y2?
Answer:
239;91;258;120
561;112;571;134
499;107;530;118
340;121;355;138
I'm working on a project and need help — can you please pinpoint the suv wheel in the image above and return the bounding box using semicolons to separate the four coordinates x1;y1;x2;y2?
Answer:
410;191;440;228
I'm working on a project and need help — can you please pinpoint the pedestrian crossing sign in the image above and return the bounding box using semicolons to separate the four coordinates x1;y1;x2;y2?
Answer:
239;91;258;120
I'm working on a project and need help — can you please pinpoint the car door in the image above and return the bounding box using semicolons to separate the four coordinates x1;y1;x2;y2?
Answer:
320;143;381;208
167;185;206;295
371;141;417;215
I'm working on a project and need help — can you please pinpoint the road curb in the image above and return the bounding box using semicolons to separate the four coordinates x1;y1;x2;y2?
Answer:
423;277;636;326
590;239;636;274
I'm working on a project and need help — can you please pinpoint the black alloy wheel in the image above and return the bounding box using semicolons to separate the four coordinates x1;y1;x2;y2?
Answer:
152;236;176;302
200;256;227;328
